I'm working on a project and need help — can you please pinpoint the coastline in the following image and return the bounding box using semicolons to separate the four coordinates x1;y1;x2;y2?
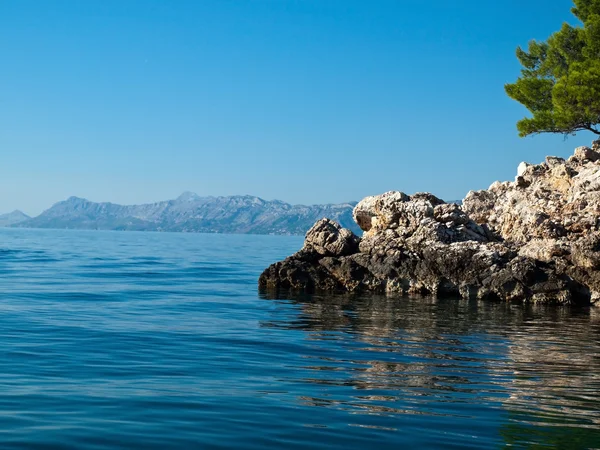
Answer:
260;141;600;305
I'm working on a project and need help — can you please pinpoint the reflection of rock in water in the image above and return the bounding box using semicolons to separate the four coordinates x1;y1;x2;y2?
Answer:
500;311;600;446
260;291;600;445
260;289;544;338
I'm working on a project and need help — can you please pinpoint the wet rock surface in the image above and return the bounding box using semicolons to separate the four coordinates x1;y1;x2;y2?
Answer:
259;142;600;305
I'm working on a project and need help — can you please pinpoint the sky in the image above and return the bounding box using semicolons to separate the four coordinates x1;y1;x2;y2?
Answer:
0;0;597;216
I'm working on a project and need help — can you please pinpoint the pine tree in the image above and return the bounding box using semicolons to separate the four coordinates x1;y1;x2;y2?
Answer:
505;0;600;136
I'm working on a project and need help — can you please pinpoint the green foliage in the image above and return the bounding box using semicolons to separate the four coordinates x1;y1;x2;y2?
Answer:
505;0;600;136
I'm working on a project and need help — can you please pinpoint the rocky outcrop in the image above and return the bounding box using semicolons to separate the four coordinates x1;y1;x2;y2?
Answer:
463;141;600;244
259;141;600;305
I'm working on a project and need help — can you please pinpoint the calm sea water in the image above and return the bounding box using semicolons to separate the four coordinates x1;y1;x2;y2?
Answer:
0;228;599;449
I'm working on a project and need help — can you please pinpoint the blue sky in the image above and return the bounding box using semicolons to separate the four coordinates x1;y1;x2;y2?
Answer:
0;0;596;215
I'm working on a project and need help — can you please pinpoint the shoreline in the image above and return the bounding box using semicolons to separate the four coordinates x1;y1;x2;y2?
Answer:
260;140;600;306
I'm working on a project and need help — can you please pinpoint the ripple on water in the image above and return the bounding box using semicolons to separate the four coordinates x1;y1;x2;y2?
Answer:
0;228;598;449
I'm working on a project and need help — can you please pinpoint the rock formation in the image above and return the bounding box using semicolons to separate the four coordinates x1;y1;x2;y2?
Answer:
259;141;600;305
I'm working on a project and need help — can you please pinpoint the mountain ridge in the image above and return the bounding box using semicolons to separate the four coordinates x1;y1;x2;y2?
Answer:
14;193;361;235
0;210;31;227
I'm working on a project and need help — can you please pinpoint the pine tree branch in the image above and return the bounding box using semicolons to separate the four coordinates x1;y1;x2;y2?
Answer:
583;124;600;135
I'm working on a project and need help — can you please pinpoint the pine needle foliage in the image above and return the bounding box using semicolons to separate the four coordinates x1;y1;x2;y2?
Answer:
505;0;600;136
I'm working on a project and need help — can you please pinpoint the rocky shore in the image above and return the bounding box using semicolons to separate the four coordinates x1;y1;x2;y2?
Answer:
259;141;600;305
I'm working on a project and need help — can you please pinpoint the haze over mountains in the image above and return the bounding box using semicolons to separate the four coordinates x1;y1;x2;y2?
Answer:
0;210;31;227
7;193;360;235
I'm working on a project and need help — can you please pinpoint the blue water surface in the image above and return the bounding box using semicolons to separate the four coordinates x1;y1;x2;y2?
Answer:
0;228;599;449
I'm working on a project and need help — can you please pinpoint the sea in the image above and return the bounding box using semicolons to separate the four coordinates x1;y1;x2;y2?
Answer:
0;227;599;449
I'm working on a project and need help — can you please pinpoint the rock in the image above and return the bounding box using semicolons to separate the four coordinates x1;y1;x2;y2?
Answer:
303;218;360;257
260;141;600;305
517;161;530;177
573;146;600;162
462;144;600;243
545;156;565;168
352;191;411;233
518;239;570;261
258;254;343;292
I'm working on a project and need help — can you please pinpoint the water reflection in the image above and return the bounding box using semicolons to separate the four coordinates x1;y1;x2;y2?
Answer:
259;290;600;448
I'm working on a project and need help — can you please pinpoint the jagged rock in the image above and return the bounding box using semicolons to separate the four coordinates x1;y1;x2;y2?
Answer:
462;143;600;244
259;141;600;305
573;146;600;162
352;191;412;233
303;218;360;257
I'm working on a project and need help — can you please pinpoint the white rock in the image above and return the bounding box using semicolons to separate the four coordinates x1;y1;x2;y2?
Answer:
517;161;530;177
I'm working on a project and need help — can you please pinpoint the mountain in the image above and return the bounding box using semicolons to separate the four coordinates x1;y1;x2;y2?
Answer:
0;210;31;227
15;193;361;235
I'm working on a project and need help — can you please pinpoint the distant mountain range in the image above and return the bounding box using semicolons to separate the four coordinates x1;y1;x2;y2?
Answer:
8;193;361;235
0;210;31;227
